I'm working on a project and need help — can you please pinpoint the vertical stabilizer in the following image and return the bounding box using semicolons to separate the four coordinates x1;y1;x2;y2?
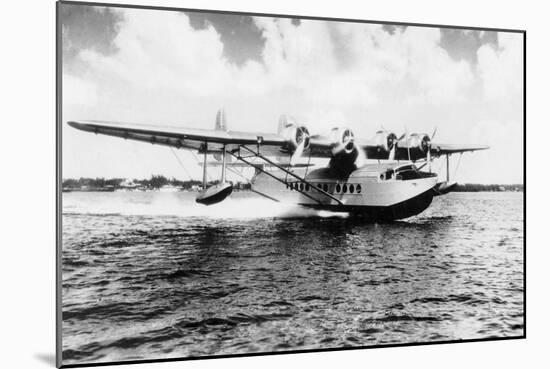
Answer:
214;109;230;162
215;108;227;132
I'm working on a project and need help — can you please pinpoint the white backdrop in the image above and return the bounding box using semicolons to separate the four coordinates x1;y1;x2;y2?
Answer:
0;0;544;368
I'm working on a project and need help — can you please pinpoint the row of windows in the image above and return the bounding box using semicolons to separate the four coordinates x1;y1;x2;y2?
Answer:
287;182;362;194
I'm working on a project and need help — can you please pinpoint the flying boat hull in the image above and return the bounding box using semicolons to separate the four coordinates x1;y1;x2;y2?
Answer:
251;164;438;221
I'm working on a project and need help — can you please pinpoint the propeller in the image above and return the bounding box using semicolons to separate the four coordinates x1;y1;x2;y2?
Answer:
377;126;400;161
389;132;406;161
354;141;367;167
388;125;437;166
331;128;355;156
290;139;306;166
289;126;310;166
427;141;431;172
431;127;438;140
405;126;411;161
328;127;365;173
427;126;437;172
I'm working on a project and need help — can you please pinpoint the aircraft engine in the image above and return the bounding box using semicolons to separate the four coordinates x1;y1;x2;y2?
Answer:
329;127;364;178
281;124;310;152
277;115;311;165
374;130;398;154
407;133;431;153
329;127;356;155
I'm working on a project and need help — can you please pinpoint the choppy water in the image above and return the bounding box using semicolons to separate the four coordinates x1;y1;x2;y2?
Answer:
61;191;524;365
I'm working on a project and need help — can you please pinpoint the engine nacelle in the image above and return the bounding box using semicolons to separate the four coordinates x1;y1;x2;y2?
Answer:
328;127;362;178
407;133;431;152
329;127;355;154
280;124;310;152
374;130;398;153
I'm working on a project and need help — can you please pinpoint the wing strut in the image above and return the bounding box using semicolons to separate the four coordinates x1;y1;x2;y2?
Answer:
230;145;343;206
446;154;450;182
221;144;227;184
433;153;457;196
202;142;208;190
196;142;233;205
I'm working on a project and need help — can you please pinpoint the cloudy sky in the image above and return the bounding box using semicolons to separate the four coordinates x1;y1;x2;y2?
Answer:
61;4;524;184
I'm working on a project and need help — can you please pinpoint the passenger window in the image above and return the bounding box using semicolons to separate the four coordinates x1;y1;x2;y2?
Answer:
343;184;348;193
356;184;362;193
350;184;355;193
335;184;341;193
323;184;329;192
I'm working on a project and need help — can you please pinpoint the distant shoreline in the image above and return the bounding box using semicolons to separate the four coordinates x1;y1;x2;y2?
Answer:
452;183;523;192
61;176;523;193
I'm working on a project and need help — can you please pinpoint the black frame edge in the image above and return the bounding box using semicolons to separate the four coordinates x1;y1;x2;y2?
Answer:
56;0;63;367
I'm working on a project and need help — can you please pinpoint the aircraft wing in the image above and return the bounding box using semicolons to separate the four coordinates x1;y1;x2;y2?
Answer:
359;141;489;160
68;120;297;157
429;143;490;155
68;119;343;159
68;120;488;161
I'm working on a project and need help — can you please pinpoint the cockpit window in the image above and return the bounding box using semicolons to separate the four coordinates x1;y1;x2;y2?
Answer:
395;165;419;180
397;165;414;172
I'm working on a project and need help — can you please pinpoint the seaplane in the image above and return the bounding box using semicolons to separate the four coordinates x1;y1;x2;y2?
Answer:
67;109;488;221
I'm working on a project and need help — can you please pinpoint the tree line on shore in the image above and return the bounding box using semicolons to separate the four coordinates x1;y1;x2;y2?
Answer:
62;175;251;191
62;175;522;192
452;183;523;192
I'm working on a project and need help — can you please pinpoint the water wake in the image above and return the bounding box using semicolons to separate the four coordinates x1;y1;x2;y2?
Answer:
63;192;349;219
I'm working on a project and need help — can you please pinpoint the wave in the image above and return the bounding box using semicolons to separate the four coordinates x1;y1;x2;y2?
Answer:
410;293;492;306
362;315;442;323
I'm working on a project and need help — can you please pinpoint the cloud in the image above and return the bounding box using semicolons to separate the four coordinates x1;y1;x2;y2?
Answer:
253;19;475;109
69;10;477;123
477;32;523;100
63;74;98;106
80;10;228;96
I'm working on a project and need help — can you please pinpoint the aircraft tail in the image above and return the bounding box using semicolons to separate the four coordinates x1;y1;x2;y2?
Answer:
214;108;231;162
215;108;227;131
